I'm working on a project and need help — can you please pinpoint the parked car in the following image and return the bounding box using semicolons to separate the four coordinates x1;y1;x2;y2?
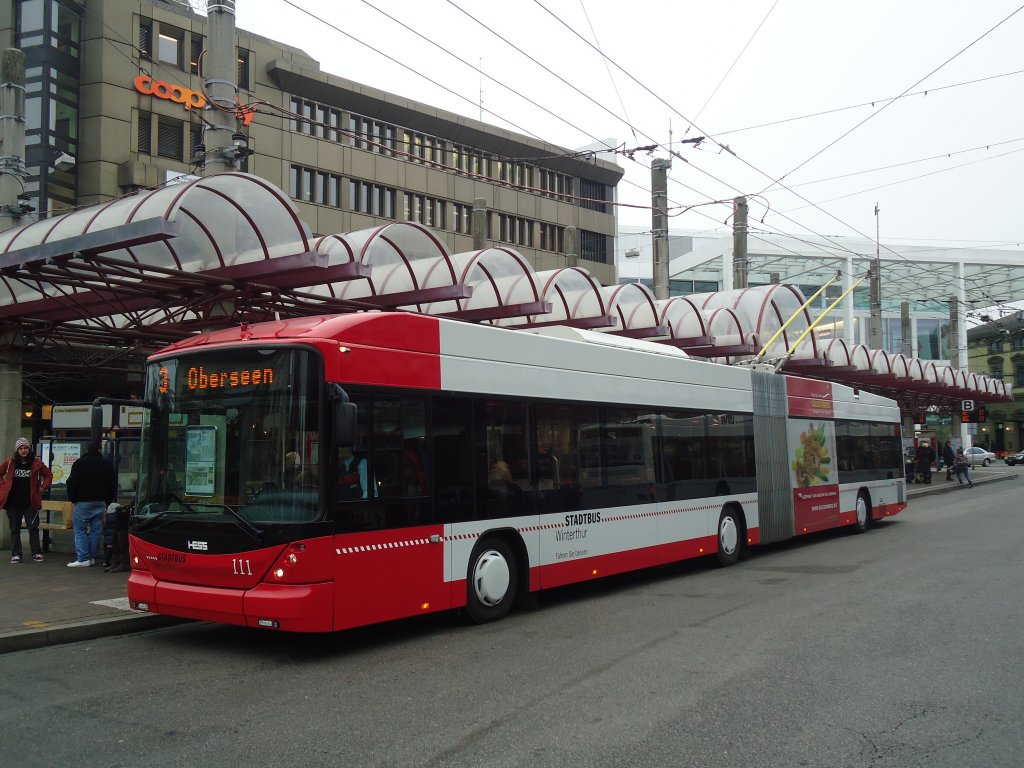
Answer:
964;446;996;467
1004;451;1024;466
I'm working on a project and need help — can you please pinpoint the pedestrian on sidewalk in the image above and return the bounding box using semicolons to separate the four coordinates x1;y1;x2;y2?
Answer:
65;442;117;568
0;437;53;564
942;441;955;480
916;442;935;484
953;447;974;489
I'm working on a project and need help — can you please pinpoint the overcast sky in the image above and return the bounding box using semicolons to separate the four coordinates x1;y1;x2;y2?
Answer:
229;0;1024;256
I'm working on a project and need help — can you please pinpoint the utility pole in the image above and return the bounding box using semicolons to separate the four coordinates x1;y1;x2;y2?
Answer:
869;203;883;349
564;226;578;269
201;0;244;174
0;47;29;231
949;296;963;446
900;301;912;357
732;196;748;289
650;158;671;300
471;197;487;251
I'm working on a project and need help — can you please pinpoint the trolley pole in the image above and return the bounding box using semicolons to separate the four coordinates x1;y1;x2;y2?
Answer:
732;196;748;289
651;158;671;300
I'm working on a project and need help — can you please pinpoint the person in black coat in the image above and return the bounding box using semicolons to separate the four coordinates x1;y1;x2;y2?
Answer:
65;442;117;568
942;441;955;480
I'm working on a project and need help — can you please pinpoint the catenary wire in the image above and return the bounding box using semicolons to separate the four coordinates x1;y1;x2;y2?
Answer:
691;0;780;125
760;4;1024;191
712;68;1024;137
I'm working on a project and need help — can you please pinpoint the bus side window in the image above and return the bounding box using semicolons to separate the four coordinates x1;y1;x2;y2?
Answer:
432;396;474;523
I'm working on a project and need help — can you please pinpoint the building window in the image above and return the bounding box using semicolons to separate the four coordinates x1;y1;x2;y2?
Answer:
237;49;250;90
156;117;183;160
53;2;80;57
916;318;950;360
453;203;471;234
1015;361;1024;387
137;111;151;155
539;223;565;253
494;214;533;247
139;20;152;59
882;318;904;355
190;125;202;164
990;361;1003;380
989;339;1005;354
190;35;203;75
580;230;609;264
579;179;608;212
347;179;396;216
157;27;183;67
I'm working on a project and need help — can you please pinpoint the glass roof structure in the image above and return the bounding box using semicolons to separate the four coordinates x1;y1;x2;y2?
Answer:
0;173;1008;407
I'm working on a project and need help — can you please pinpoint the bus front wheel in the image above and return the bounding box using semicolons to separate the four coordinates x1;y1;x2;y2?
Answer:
466;537;519;623
716;507;742;567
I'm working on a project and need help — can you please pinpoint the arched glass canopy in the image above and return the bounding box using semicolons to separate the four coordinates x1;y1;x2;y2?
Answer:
0;172;1009;407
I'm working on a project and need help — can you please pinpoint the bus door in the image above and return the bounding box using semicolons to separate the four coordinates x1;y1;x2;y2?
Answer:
332;394;447;630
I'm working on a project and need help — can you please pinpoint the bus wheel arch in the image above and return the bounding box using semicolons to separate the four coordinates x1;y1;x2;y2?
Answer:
853;489;872;534
716;503;746;567
465;531;524;623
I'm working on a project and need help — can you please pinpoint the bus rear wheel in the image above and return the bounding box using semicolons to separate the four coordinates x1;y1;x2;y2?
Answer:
716;507;742;567
853;491;871;534
465;537;519;623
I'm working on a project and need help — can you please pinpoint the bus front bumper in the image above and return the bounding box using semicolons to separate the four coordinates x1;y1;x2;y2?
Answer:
128;571;334;632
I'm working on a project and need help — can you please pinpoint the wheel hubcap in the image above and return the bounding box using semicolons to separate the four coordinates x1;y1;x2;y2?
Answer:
473;549;510;607
719;516;738;556
857;497;867;526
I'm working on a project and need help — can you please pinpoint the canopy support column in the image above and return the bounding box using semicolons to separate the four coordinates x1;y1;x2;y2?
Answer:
0;346;23;549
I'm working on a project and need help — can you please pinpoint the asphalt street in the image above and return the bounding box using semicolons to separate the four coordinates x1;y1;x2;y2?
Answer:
1;477;1021;768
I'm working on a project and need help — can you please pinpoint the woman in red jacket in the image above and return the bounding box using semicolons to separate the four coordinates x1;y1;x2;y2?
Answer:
0;437;54;563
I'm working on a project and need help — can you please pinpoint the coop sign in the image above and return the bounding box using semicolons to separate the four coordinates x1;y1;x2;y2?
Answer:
134;75;206;111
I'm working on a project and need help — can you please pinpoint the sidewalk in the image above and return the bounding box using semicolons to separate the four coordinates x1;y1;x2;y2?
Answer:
904;463;1016;500
1;468;1017;654
0;529;180;654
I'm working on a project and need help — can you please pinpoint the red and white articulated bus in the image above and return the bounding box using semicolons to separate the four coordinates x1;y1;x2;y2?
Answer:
125;312;906;632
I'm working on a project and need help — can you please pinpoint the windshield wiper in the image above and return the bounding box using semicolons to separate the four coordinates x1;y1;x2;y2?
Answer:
132;496;199;533
134;508;170;533
189;502;264;541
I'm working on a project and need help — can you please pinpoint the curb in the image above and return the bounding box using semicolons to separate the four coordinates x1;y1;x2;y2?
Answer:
907;472;1016;500
0;613;188;655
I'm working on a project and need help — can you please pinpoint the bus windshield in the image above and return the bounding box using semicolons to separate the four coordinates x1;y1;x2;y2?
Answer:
135;347;322;530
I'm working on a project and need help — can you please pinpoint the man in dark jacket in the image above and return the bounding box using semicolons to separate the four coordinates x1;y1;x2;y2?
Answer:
942;441;955;480
65;442;117;568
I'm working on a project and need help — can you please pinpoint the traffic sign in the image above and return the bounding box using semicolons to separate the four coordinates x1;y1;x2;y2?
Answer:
962;399;975;412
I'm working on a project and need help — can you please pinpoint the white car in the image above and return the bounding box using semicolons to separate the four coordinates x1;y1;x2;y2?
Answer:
963;446;996;467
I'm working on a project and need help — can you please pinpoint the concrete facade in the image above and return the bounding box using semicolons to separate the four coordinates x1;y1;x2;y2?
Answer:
45;0;621;283
5;0;624;425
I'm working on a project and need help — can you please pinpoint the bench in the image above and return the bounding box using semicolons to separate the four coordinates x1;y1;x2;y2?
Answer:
39;500;72;552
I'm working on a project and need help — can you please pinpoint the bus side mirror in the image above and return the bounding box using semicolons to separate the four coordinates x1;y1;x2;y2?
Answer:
329;384;357;446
